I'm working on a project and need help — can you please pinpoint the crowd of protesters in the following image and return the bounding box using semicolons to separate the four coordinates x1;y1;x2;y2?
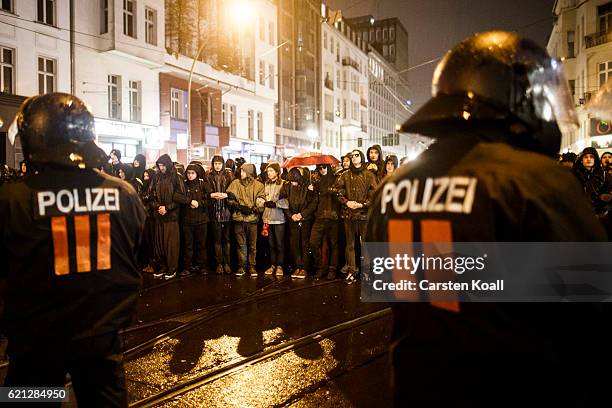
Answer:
559;148;612;224
84;146;399;282
4;143;610;283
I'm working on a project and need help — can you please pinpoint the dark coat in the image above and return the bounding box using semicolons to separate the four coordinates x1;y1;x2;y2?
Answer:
335;151;378;221
281;168;318;222
207;167;234;223
153;154;187;222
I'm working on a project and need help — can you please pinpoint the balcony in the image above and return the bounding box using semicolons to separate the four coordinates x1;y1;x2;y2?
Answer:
585;30;612;49
342;57;361;72
324;78;334;90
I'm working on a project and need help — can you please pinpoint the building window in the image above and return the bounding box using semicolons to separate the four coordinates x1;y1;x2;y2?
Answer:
108;75;122;119
170;88;186;120
383;45;388;56
269;22;275;45
390;26;396;40
0;46;14;94
389;44;396;57
331;37;334;52
37;0;55;25
100;0;109;34
248;110;254;139
599;3;612;33
129;80;141;122
599;62;612;88
259;17;266;42
145;7;157;45
269;63;275;89
569;79;576;96
230;105;236;137
376;28;381;41
123;0;136;38
38;57;56;94
257;112;263;141
383;28;388;41
567;31;574;58
259;60;266;85
323;32;328;49
1;0;12;12
222;103;228;126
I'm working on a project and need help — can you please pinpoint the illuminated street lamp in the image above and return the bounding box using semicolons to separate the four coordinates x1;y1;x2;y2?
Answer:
187;0;255;162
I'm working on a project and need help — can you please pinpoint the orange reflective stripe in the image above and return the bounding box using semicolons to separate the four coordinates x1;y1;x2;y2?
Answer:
421;219;459;313
388;219;419;301
96;213;111;270
51;216;69;276
74;214;91;273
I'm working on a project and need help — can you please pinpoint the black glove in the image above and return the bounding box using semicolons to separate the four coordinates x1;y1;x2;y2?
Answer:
239;205;253;215
264;201;277;208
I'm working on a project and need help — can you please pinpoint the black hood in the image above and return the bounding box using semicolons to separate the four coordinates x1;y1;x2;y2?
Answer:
350;150;366;173
225;158;235;172
574;147;602;175
133;154;146;169
210;155;225;173
288;167;306;185
119;163;135;181
385;155;399;170
142;168;157;191
186;163;204;179
316;163;334;178
156;154;175;176
367;145;383;164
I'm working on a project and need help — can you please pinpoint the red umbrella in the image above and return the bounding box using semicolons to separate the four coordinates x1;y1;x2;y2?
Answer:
283;152;340;168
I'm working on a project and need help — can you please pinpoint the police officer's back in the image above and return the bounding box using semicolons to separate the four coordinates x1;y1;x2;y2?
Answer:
0;93;146;407
367;32;609;406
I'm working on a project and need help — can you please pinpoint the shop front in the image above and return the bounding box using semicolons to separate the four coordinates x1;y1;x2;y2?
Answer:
95;118;163;166
223;139;278;167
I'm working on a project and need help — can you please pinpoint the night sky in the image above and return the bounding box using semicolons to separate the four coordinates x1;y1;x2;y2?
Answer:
328;0;556;110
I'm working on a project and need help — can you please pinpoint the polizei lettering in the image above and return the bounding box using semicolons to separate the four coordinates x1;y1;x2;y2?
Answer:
380;177;477;215
37;188;120;217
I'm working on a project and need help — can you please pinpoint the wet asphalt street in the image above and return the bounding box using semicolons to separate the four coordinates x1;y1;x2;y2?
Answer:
124;272;393;407
0;272;392;407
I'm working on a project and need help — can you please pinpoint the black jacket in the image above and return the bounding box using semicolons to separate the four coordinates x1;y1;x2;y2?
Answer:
573;147;606;213
313;165;340;220
207;168;234;223
179;177;211;224
154;154;187;223
281;169;318;222
335;153;378;221
366;133;608;404
0;167;146;345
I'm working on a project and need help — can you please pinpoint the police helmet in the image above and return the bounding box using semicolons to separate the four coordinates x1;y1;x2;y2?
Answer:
401;31;578;156
16;93;108;169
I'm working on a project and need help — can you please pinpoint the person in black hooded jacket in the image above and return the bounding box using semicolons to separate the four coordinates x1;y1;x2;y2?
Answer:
384;155;399;177
207;155;235;274
281;167;317;279
118;163;143;194
109;148;122;177
140;168;158;273
309;164;340;280
366;144;385;181
132;154;146;182
153;154;187;279
573;147;608;215
176;163;211;276
335;149;377;282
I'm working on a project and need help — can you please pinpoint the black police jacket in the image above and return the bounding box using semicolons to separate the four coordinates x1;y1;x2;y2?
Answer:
0;167;146;346
366;133;608;401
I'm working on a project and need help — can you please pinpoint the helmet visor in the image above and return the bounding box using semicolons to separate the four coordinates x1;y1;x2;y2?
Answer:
527;58;578;137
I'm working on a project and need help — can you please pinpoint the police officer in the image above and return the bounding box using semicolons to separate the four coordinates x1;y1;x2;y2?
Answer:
0;93;146;407
366;32;609;405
